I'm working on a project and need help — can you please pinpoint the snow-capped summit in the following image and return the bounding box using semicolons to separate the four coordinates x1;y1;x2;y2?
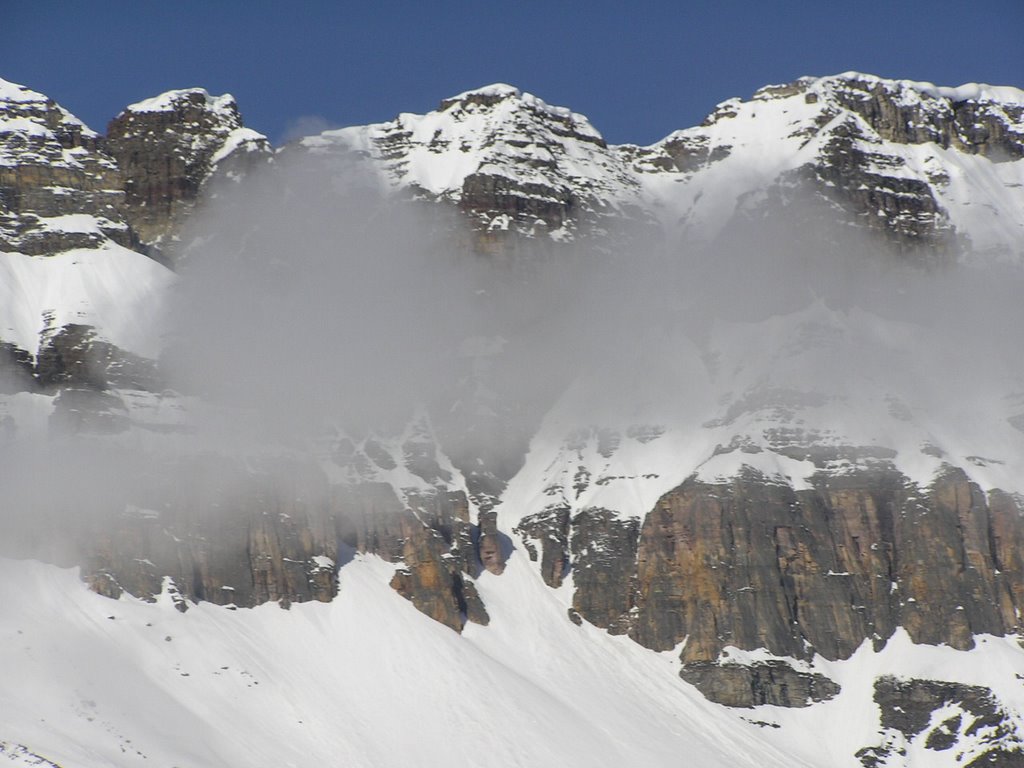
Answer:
300;82;643;239
818;71;1024;108
0;76;97;135
629;72;1024;258
0;78;269;387
293;73;1024;260
108;87;271;250
0;77;130;256
438;82;524;106
0;79;169;366
121;86;240;118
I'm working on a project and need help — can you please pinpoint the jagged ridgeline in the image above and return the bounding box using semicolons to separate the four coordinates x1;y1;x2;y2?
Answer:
2;71;1024;765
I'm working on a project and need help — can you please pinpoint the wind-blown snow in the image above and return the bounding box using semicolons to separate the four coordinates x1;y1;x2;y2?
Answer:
0;78;47;104
831;71;1024;107
123;87;236;116
0;77;97;146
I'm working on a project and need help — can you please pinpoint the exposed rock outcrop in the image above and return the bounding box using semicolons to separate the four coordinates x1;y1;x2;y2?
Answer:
86;459;340;609
106;88;270;258
299;83;646;245
569;508;638;635
338;483;489;630
0;341;36;393
857;676;1024;767
35;323;159;393
816;75;1024;159
621;467;1023;666
680;660;840;708
0;77;133;255
515;506;571;588
81;460;492;631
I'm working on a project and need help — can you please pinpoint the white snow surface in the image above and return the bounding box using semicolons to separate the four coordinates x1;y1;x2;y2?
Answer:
0;78;48;104
829;71;1024;106
0;556;781;768
209;126;268;166
123;87;237;116
0;77;95;135
2;555;1021;768
0;244;174;357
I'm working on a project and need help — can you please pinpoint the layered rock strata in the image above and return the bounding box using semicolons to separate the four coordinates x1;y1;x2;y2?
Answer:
515;463;1024;706
0;78;132;255
106;88;270;256
81;457;493;632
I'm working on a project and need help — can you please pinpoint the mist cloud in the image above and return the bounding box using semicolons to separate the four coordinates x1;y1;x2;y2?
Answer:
3;153;1024;561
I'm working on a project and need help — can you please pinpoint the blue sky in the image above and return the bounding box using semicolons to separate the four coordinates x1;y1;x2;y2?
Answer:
4;0;1022;146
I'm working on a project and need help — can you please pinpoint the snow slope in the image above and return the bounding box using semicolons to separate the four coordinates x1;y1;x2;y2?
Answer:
2;553;1021;768
0;244;173;358
0;556;798;768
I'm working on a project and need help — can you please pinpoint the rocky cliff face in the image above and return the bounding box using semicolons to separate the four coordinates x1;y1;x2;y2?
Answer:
0;78;269;403
106;88;270;259
1;79;271;266
299;83;647;251
626;466;1022;663
0;78;270;449
859;677;1024;766
513;459;1024;705
64;412;501;632
0;78;132;256
84;452;493;632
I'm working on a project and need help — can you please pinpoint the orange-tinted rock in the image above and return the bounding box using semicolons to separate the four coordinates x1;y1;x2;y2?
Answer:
621;467;1024;668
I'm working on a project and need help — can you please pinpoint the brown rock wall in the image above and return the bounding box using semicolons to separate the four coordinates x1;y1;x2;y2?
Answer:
105;90;270;253
569;508;638;635
82;472;490;631
616;467;1024;667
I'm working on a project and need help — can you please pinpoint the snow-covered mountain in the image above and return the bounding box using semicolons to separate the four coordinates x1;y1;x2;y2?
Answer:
303;74;1024;258
2;72;1024;767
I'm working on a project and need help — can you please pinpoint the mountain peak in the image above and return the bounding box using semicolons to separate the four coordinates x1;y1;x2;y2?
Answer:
749;71;1024;109
0;76;47;104
120;87;240;122
821;71;1024;106
439;82;522;110
0;75;97;136
435;82;600;136
299;80;620;237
